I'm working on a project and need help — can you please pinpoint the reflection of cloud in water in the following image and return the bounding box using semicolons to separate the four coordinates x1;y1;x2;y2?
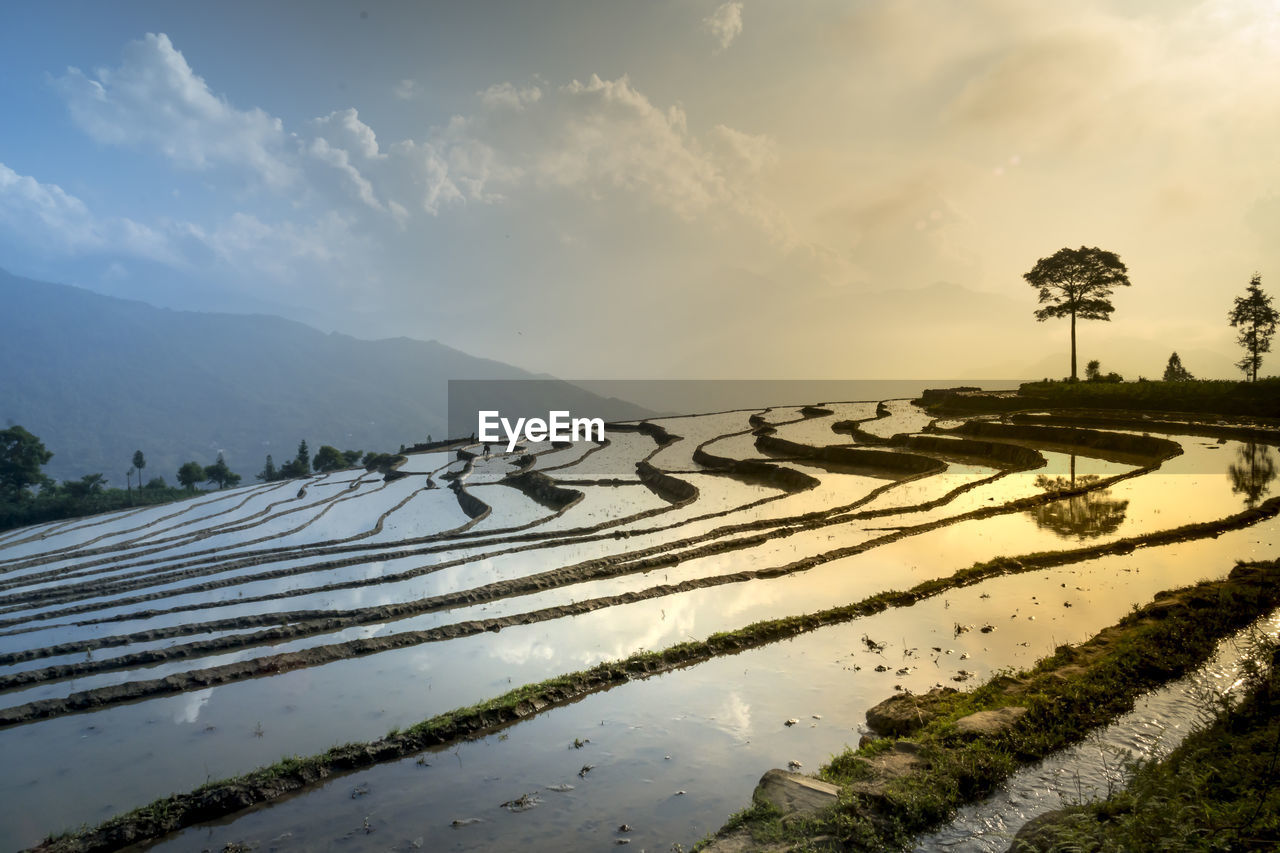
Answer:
491;634;556;666
173;688;213;724
584;595;700;665
710;691;752;743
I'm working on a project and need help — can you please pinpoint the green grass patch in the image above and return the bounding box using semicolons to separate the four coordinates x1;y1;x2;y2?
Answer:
707;560;1280;852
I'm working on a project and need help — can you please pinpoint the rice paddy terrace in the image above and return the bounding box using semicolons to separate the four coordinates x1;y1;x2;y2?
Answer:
1;400;1277;851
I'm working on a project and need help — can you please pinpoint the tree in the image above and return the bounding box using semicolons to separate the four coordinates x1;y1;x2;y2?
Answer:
1024;246;1131;381
1085;360;1102;382
294;440;311;476
0;425;53;501
177;461;206;491
133;450;146;487
342;449;363;467
313;445;347;473
204;453;241;490
145;476;167;489
1228;274;1278;382
1163;352;1194;382
279;458;307;479
257;454;278;482
63;473;107;499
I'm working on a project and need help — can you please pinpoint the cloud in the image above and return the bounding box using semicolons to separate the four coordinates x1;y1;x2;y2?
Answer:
53;32;297;188
393;78;417;100
186;211;371;288
0;162;180;264
704;1;744;52
478;81;542;111
312;108;383;159
711;125;777;173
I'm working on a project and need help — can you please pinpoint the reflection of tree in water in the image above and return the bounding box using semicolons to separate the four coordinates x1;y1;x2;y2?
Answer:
1228;443;1278;509
1029;469;1129;541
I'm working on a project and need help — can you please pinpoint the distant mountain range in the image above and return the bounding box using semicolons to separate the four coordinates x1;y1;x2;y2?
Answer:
0;269;653;483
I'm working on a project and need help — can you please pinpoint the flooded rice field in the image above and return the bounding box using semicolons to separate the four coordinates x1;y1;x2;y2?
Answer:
1;400;1277;851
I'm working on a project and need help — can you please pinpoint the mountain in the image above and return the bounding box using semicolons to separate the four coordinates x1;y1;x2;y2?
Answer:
0;269;652;483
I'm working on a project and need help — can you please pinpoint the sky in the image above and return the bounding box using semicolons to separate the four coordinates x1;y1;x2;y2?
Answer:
1;0;1278;379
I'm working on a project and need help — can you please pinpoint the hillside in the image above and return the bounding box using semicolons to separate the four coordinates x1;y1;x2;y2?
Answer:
0;269;650;483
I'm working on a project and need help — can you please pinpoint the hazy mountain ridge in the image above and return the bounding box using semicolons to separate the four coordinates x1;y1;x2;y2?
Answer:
0;269;649;483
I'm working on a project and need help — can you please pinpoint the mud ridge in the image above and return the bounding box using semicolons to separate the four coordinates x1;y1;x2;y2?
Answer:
0;422;1159;643
4;479;1274;722
499;471;584;511
754;434;947;476
28;548;1280;853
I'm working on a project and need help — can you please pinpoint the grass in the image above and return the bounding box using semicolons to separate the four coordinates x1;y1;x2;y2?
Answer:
1011;635;1280;852
695;560;1280;851
919;378;1280;419
28;482;1280;850
0;485;207;534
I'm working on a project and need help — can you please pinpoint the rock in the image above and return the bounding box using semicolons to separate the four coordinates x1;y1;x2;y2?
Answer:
846;742;928;802
954;706;1027;736
865;687;956;736
752;769;839;816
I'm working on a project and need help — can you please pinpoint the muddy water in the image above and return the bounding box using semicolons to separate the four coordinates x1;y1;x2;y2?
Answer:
0;406;1276;850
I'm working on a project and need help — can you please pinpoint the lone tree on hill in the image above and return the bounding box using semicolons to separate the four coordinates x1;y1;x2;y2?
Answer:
1163;352;1194;381
1024;246;1131;381
1228;274;1278;382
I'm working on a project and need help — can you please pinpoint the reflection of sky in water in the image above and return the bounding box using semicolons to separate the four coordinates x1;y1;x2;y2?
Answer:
3;411;1279;849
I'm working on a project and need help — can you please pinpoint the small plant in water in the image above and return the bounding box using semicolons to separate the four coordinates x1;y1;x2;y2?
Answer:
570;737;590;749
251;721;264;738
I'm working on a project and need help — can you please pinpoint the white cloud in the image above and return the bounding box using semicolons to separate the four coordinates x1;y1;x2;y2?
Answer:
393;78;418;100
53;32;297;188
0;162;180;264
313;108;383;159
188;211;369;287
711;125;777;173
478;81;543;111
703;1;744;52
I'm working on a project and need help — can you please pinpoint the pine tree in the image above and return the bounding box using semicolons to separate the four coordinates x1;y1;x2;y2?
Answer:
1228;274;1278;382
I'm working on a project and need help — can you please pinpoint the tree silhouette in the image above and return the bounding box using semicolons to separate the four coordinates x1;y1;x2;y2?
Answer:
1228;442;1277;508
1228;274;1278;382
0;425;53;500
132;450;146;487
1162;352;1194;381
1024;246;1131;381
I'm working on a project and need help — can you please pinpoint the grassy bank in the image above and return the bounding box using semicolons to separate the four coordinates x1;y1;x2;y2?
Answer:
1010;639;1280;851
918;378;1280;419
699;560;1280;852
0;486;206;534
